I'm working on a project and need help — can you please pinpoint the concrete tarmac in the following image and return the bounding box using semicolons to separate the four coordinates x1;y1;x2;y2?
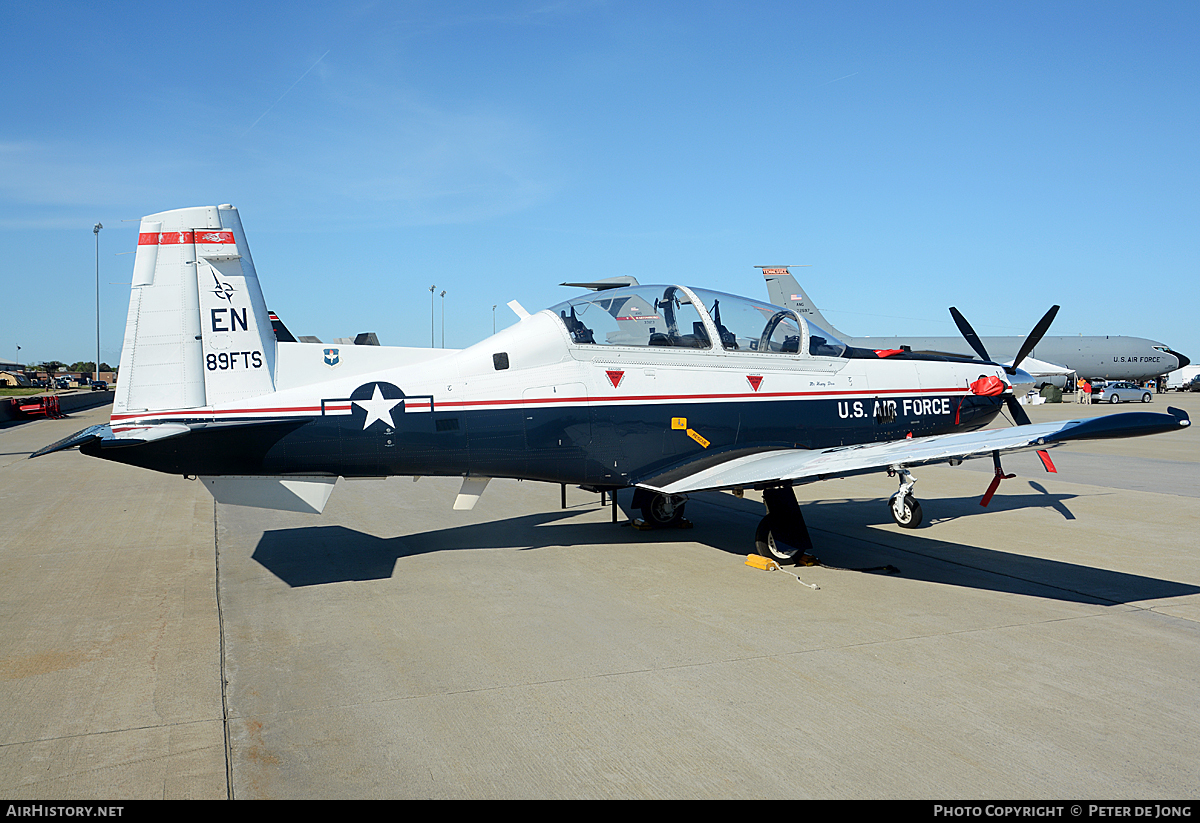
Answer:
2;394;1198;798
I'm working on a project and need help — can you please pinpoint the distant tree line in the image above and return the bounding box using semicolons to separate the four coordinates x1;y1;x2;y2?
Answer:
23;361;116;373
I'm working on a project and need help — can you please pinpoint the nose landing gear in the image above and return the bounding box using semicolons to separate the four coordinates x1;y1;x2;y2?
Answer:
887;467;922;528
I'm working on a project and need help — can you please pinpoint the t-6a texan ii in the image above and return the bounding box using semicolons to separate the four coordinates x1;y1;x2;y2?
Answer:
34;205;1191;565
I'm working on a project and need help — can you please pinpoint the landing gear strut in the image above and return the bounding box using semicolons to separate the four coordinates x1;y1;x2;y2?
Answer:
632;489;689;527
755;486;816;565
887;468;922;528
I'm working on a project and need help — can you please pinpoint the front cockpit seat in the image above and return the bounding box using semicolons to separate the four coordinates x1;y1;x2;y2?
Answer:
561;308;595;344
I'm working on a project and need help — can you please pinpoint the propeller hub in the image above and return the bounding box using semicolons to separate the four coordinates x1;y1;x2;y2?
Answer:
1008;366;1035;397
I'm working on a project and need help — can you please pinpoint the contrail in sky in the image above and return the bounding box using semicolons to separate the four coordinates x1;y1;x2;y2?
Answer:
820;71;859;86
242;50;330;137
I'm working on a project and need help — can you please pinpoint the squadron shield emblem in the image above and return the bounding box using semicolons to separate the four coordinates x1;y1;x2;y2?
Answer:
324;348;340;368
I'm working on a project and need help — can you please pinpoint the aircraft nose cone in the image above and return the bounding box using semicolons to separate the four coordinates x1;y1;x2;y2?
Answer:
1167;349;1191;370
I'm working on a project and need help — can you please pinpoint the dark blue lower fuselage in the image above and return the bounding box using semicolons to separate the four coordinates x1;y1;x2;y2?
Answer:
83;391;1004;490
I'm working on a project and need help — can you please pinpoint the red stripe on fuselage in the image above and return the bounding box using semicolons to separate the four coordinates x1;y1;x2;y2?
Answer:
108;386;972;424
434;386;969;410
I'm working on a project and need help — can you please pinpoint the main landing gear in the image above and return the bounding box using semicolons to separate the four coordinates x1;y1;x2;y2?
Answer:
630;489;690;528
635;486;817;564
755;486;817;565
641;491;688;527
887;467;922;529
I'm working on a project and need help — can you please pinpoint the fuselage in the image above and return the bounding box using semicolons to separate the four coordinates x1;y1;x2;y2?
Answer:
86;286;1009;489
762;271;1187;383
842;334;1184;383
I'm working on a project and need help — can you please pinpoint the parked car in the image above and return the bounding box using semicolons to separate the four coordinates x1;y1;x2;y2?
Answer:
1094;381;1153;404
90;380;108;391
1188;375;1200;392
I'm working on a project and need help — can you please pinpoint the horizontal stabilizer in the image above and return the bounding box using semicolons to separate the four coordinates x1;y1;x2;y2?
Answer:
29;425;108;459
333;333;381;346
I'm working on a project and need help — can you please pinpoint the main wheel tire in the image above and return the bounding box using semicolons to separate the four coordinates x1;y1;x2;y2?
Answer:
754;517;800;563
889;494;923;529
1142;393;1152;403
1110;394;1120;403
640;493;686;527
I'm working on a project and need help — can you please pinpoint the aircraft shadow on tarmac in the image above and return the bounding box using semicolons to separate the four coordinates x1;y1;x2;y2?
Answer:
925;480;1079;522
251;488;1199;606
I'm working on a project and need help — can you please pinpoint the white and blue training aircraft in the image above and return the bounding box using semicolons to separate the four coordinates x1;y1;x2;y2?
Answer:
35;205;1192;564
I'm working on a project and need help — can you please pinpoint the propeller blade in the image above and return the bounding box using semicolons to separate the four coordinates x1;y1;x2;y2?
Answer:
1005;394;1032;426
1010;305;1060;372
949;307;991;363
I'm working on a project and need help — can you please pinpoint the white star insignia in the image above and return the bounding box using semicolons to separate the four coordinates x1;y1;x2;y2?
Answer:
354;384;403;430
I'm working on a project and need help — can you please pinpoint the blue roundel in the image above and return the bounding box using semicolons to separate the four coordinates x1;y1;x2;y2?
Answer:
349;382;407;430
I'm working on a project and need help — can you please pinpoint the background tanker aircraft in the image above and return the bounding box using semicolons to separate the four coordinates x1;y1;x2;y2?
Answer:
762;268;1189;384
34;206;1191;564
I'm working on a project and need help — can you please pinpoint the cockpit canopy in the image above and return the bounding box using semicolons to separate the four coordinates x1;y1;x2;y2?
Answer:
546;285;847;357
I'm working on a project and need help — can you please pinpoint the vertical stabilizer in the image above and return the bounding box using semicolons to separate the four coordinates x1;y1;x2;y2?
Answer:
759;266;849;338
114;205;277;415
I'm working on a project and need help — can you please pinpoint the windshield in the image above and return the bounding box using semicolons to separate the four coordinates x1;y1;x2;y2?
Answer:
548;284;848;356
547;286;710;349
805;321;847;357
685;288;801;353
688;287;846;357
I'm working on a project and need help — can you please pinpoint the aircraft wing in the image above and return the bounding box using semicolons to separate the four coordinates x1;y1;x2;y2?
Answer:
637;408;1190;496
1006;355;1073;377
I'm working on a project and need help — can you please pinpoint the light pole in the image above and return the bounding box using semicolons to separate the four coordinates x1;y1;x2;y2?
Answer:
94;223;102;382
492;304;497;334
440;290;447;348
429;285;436;347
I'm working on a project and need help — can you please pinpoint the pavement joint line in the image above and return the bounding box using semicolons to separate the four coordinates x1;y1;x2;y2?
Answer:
215;498;234;800
1;739;217;797
0;716;221;749
1145;606;1200;624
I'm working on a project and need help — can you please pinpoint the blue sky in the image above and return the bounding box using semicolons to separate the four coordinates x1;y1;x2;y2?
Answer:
2;1;1197;368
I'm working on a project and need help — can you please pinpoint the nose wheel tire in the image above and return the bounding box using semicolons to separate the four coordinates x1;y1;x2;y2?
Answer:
889;493;922;529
